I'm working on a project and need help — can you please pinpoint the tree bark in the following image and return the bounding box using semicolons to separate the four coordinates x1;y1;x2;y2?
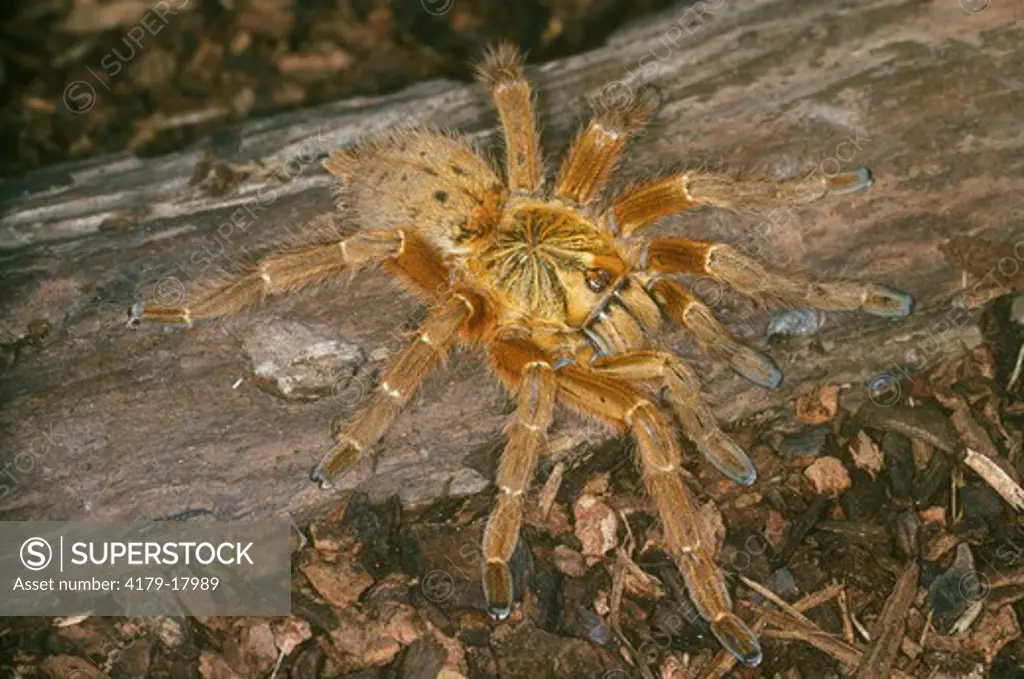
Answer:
0;0;1019;521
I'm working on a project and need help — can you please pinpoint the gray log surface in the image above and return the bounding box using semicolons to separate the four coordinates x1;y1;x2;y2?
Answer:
1;0;1020;521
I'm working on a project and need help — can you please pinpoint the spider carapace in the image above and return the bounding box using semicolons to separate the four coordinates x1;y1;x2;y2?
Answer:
130;44;913;666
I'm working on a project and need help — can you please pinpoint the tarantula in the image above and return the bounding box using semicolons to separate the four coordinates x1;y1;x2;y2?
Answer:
130;44;913;665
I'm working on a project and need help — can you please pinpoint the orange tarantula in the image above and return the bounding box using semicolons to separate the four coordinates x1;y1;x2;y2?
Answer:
130;44;912;664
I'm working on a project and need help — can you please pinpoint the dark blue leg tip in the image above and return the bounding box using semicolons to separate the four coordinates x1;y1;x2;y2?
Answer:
740;358;783;390
710;616;763;667
740;647;764;668
487;602;512;621
732;350;784;391
741;461;759;487
702;435;758;488
729;465;758;488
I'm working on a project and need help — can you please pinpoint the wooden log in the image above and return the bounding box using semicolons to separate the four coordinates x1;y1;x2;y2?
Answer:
0;0;1020;521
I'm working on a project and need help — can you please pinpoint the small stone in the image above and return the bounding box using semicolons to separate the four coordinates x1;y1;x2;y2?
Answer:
233;621;278;676
660;651;691;678
772;424;830;458
921;528;960;562
764;568;799;599
959;483;1006;522
930;663;986;679
795;384;839;425
766;308;823;338
397;638;447;678
573;494;619;559
967;605;1020;664
25;318;51;342
803;456;852;496
581;472;610;495
302;557;374;609
230;31;252;54
571;606;613;646
839;468;887;521
733;491;762;510
624;560;665;599
145;616;185;649
764;509;788;551
199;651;244;679
849;430;884;478
919;505;947;526
271;617;311;656
929;543;980;634
901;635;923;660
912;439;935;471
277;49;353;74
894;509;921;559
244;320;365;401
130;47;177;89
1011;292;1024;325
329;618;402;668
882;432;916;499
551;544;587;577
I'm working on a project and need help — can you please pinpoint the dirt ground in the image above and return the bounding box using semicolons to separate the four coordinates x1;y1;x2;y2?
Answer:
0;0;675;177
6;340;1024;677
2;0;1024;678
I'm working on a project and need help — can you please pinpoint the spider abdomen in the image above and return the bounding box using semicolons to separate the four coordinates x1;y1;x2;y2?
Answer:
325;130;506;253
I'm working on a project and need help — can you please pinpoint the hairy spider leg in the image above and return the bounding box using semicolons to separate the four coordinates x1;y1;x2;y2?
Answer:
312;291;477;482
644;239;913;317
129;225;455;328
591;350;757;487
480;359;556;618
556;366;762;666
475;43;543;196
554;90;657;207
607;167;877;236
648;277;782;389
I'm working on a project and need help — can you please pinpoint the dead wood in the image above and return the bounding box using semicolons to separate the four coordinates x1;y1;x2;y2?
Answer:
0;0;1020;523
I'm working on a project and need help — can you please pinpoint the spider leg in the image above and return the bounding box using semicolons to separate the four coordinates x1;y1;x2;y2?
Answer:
644;238;913;317
589;351;757;488
311;292;476;482
554;91;656;207
481;358;556;619
556;367;761;666
648;278;782;389
609;168;874;237
475;43;542;195
130;228;448;326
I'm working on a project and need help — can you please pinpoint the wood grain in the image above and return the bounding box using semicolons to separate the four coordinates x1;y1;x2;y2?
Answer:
1;0;1021;521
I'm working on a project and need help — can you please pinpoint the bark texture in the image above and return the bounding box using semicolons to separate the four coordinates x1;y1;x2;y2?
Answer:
1;0;1020;521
